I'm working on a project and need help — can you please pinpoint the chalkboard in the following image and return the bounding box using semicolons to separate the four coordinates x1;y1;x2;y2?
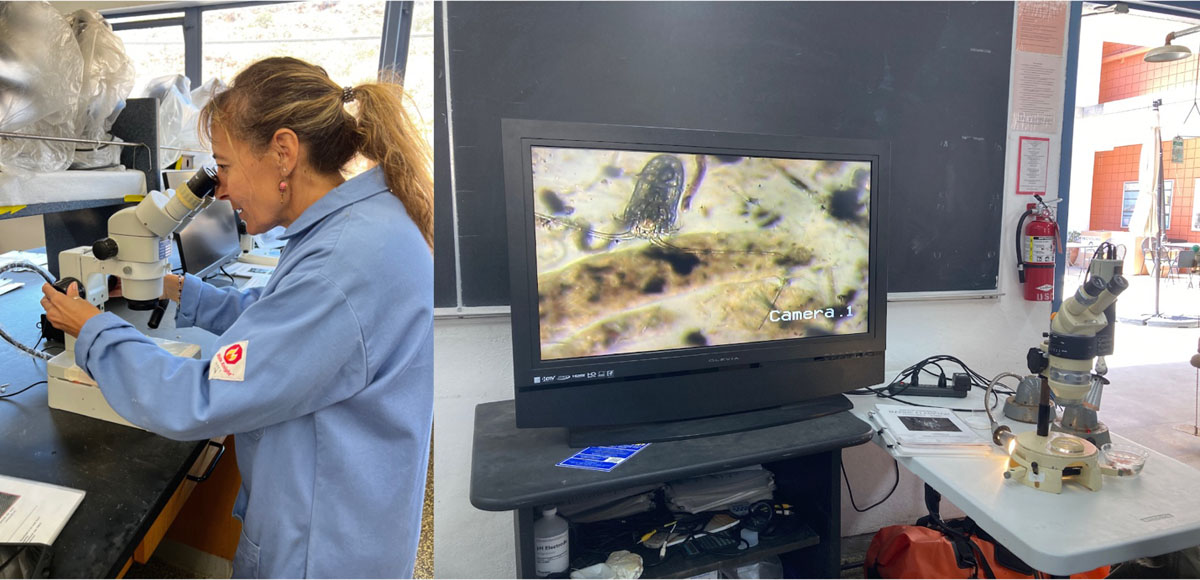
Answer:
434;1;1013;307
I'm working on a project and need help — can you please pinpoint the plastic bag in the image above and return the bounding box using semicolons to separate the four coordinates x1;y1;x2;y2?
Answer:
69;9;135;169
139;74;193;168
190;77;227;110
0;2;84;174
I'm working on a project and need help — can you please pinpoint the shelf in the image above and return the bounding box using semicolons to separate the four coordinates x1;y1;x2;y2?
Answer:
1;197;131;220
653;523;820;579
567;518;820;580
0;97;160;219
0;169;145;220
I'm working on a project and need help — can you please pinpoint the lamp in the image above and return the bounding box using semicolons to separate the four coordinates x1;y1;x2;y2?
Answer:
1145;24;1200;62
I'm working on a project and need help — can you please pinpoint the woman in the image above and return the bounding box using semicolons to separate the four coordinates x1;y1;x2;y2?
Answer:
40;57;432;578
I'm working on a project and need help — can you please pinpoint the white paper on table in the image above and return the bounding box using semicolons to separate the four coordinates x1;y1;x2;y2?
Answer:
0;279;24;296
0;474;85;545
0;250;49;269
872;404;989;447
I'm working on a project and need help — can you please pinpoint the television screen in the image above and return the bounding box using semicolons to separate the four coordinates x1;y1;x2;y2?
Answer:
531;147;871;362
503;119;887;432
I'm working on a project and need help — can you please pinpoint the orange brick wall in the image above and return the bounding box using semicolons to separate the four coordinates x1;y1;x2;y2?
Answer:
1090;141;1200;242
1098;42;1200;103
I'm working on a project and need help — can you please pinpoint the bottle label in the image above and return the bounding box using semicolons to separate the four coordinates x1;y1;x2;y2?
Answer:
535;529;569;576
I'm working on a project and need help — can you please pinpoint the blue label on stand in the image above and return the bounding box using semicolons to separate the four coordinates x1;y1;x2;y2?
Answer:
556;444;649;472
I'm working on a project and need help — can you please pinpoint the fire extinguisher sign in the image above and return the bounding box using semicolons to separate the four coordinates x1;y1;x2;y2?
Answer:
1027;236;1055;263
1017;136;1050;195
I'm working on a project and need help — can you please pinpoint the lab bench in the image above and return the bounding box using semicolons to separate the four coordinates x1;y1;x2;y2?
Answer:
0;264;237;578
470;399;874;578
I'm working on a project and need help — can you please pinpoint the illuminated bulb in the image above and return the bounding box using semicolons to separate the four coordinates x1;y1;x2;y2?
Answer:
993;425;1017;454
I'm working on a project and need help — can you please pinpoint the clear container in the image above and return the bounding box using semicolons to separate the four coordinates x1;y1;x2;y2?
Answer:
1100;442;1150;477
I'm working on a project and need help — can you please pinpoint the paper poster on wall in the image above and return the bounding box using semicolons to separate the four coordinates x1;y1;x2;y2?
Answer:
1017;136;1050;195
1010;1;1067;133
1016;1;1067;56
1011;51;1064;133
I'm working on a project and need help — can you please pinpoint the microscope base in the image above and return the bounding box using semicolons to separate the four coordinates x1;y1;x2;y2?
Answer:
46;339;202;429
1004;431;1102;493
47;370;140;429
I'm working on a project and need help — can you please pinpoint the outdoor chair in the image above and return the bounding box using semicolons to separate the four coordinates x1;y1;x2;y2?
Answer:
1171;249;1198;288
1142;238;1170;277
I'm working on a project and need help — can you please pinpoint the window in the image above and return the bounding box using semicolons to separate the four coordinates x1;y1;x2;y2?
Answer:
407;1;434;148
101;1;419;177
201;2;388;88
1192;178;1200;232
110;15;186;94
1121;179;1174;228
1121;181;1138;228
1165;180;1175;229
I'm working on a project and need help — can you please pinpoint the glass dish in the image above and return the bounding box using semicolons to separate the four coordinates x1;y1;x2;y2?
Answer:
1100;442;1150;477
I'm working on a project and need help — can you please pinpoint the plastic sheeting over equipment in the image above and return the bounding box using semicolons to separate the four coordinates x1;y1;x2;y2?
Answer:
69;9;135;169
0;1;84;174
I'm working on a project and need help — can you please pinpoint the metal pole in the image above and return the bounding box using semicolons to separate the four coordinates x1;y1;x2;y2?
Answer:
1155;101;1165;317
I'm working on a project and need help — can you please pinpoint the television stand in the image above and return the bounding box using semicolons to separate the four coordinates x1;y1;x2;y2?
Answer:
567;394;853;447
470;399;874;578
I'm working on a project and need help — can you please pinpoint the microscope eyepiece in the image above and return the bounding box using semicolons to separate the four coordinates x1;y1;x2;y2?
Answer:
185;165;219;199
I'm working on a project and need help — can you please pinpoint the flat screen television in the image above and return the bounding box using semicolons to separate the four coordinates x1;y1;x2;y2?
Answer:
502;119;888;443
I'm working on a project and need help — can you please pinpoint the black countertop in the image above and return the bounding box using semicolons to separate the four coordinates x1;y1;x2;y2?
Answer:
470;399;874;511
0;263;219;578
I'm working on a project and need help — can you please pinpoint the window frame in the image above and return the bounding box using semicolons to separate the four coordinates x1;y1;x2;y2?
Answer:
104;1;411;90
1121;180;1138;228
1120;179;1174;229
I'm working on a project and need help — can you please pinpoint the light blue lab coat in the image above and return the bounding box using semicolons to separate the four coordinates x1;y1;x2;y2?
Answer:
75;167;432;578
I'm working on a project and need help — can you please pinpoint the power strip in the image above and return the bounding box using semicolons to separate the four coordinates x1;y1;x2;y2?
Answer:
885;383;969;398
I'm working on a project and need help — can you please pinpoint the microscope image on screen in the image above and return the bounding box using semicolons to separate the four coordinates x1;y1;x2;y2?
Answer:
531;146;871;361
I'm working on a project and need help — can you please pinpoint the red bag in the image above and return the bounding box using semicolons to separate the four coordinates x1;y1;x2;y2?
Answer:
864;522;1109;579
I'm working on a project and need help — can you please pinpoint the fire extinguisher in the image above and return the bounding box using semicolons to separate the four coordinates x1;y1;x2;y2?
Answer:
1017;195;1059;301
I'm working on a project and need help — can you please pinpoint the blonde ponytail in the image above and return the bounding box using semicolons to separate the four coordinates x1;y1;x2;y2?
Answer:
351;83;433;250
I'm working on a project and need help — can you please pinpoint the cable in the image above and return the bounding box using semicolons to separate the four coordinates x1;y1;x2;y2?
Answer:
848;354;1018;414
0;381;47;400
985;372;1026;432
842;458;899;512
0;261;57;360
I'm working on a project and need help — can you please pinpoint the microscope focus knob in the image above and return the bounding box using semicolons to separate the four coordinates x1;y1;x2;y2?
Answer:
1026;347;1049;374
52;277;86;301
92;238;119;260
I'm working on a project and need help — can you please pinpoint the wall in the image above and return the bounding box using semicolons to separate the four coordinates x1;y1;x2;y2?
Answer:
0;216;46;253
1089;141;1200;244
1094;32;1200;244
1099;42;1200;104
1067;10;1187;235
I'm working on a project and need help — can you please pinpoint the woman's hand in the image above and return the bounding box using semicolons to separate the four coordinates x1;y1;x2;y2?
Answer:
162;273;184;303
41;282;101;338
